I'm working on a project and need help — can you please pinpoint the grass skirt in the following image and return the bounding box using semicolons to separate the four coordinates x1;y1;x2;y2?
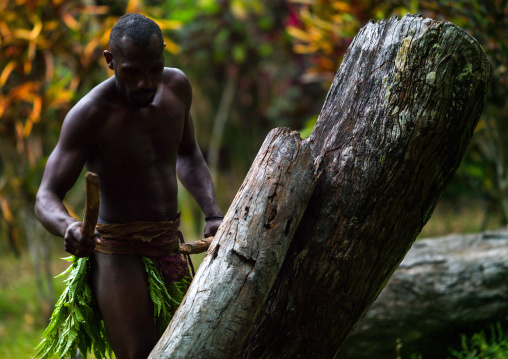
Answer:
34;256;189;359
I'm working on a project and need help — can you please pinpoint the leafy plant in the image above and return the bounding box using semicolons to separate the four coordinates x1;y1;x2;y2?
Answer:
34;257;111;359
35;256;190;358
143;257;189;335
449;323;508;359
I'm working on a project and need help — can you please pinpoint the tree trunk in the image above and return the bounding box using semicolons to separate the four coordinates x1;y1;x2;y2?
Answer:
338;229;508;359
150;14;491;359
239;15;491;358
151;128;316;358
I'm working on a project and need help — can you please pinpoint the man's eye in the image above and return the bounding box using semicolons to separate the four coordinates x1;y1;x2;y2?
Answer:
123;69;136;75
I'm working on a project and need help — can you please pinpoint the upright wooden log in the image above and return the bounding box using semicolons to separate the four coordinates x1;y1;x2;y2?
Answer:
151;14;491;359
240;14;491;358
150;128;316;358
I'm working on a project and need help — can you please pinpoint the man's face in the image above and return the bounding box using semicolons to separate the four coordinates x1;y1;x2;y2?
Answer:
109;35;165;107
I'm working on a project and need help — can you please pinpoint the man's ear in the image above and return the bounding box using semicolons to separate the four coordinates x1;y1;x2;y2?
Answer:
103;50;114;70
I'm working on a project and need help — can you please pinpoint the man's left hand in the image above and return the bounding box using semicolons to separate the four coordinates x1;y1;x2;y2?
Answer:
204;218;223;238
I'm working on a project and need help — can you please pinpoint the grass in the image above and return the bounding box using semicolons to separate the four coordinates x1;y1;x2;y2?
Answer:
0;250;68;358
449;323;508;359
0;243;207;359
419;199;504;238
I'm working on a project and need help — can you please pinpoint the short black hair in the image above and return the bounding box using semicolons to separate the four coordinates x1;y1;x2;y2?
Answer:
109;13;164;55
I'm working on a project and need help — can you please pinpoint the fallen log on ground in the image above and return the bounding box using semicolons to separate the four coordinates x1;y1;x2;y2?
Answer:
338;228;508;359
150;14;491;359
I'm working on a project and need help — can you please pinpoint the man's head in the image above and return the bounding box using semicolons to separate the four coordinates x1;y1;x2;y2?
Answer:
104;13;166;107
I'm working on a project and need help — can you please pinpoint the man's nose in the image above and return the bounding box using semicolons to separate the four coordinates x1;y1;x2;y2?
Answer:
137;74;153;89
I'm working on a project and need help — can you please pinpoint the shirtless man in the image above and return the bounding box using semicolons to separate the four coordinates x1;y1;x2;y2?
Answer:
35;13;223;358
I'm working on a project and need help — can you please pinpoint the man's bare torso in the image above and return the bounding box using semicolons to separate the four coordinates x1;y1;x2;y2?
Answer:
82;68;189;223
35;17;224;358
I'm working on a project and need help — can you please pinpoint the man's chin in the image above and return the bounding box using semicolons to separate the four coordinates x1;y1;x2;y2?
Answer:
127;94;155;108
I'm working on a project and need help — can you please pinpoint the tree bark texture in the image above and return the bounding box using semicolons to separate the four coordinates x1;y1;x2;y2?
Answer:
338;229;508;359
150;128;316;358
150;14;491;359
240;15;491;358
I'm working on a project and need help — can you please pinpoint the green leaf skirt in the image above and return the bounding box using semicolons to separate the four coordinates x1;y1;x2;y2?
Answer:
34;256;189;359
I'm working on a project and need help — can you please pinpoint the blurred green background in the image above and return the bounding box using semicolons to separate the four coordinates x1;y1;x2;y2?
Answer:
0;0;506;357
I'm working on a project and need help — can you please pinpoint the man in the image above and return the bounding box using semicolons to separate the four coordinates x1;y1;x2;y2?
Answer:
35;13;223;359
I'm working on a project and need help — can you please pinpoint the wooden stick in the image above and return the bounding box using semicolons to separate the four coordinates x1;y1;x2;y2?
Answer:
82;172;100;238
179;236;214;255
81;170;212;255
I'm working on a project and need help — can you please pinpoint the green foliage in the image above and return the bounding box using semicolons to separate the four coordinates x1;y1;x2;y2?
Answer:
287;0;507;225
143;257;190;335
413;0;508;224
0;0;114;253
35;256;190;358
34;257;111;359
299;115;318;139
0;0;183;253
449;323;508;359
156;0;325;216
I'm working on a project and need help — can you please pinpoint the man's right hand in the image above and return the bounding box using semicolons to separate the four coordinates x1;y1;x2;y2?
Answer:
64;222;96;257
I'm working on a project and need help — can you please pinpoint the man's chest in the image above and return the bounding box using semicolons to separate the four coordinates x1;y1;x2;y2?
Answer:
94;107;184;168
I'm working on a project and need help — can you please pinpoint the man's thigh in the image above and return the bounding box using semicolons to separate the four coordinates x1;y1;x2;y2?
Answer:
91;252;159;359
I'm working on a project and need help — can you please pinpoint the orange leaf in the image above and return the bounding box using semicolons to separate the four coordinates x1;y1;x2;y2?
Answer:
62;12;79;31
287;26;312;42
0;197;15;224
30;95;42;123
125;0;140;13
29;18;43;40
293;43;319;54
0;61;17;87
80;5;109;15
0;96;10;118
23;58;32;75
43;51;54;82
23;119;33;138
83;37;100;65
13;28;32;40
162;36;180;55
0;20;11;42
154;19;182;31
332;1;351;12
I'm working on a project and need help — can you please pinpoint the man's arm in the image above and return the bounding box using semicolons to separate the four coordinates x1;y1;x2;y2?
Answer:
35;101;97;256
175;76;223;237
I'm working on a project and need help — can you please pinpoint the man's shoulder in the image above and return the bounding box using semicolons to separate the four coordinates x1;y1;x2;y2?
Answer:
161;68;191;90
162;67;188;82
71;78;116;117
81;77;117;109
161;67;192;105
63;78;116;130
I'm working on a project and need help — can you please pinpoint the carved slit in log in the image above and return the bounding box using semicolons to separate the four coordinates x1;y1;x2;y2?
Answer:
150;14;491;359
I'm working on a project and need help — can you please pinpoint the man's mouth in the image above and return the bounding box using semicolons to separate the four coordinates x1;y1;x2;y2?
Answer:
133;90;156;99
130;90;156;106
